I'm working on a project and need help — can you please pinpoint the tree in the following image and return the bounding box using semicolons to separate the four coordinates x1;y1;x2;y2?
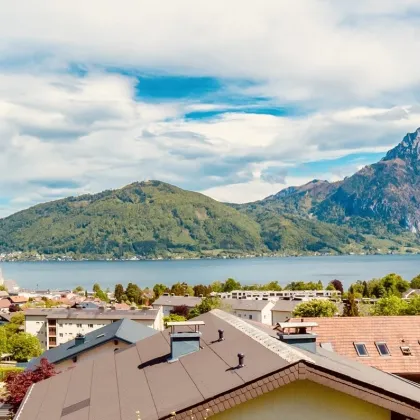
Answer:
0;327;8;354
362;281;370;298
8;333;42;362
126;283;142;304
223;278;241;293
381;273;410;297
261;281;282;291
72;285;84;293
114;284;124;303
0;284;7;292
370;296;408;316
405;295;420;315
95;288;109;303
163;314;187;327
189;297;222;319
210;281;223;293
92;283;101;293
9;304;22;313
292;300;338;318
3;358;56;415
343;294;359;317
193;284;212;297
326;283;335;291
153;283;167;298
329;279;344;294
410;274;420;289
170;305;190;318
171;282;194;296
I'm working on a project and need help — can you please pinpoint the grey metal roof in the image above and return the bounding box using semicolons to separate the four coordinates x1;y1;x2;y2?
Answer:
15;310;420;420
26;318;158;370
24;308;160;320
223;298;273;311
272;299;302;312
153;295;202;308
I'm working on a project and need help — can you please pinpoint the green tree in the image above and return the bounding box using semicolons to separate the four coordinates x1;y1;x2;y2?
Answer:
4;313;24;338
405;295;420;315
153;284;167;298
193;285;212;297
8;333;42;362
326;283;335;291
292;300;338;318
223;278;241;293
261;281;282;291
210;281;223;293
381;273;409;297
189;297;222;319
0;327;8;354
410;274;420;289
114;284;124;303
362;281;370;298
72;286;84;293
171;282;193;296
370;296;408;316
163;314;187;327
343;294;359;317
92;283;101;293
125;283;142;304
0;284;7;292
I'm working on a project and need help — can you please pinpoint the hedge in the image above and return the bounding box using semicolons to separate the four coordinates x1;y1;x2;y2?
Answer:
0;367;24;381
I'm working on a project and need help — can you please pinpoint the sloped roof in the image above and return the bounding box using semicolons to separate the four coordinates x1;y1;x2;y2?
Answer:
0;299;10;309
289;316;420;375
272;299;302;312
223;298;273;311
153;295;202;308
26;319;158;370
15;310;420;420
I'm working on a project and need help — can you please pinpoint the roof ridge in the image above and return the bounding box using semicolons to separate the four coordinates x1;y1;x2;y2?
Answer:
211;309;314;364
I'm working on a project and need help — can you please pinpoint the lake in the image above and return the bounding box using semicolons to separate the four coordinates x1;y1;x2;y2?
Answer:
1;254;420;291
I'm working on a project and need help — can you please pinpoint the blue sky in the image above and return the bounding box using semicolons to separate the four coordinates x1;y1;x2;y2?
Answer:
0;0;420;215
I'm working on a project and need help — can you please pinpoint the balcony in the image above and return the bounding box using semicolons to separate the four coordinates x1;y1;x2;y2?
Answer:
48;337;56;347
48;328;56;336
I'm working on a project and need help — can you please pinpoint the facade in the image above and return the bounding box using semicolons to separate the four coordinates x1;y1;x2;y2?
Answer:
25;307;164;350
271;299;302;324
152;295;202;316
27;318;159;372
289;316;420;381
215;289;341;301
16;310;420;420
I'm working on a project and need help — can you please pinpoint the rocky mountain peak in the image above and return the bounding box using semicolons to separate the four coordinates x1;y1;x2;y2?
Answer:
383;128;420;162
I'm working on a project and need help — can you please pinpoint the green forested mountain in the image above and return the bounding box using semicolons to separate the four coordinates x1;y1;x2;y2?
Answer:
0;181;262;258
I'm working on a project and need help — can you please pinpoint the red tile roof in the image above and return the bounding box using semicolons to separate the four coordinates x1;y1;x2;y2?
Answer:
290;316;420;375
0;299;10;309
9;296;28;303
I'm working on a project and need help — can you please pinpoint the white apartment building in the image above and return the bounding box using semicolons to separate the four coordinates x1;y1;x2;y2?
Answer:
222;299;275;325
214;289;340;301
25;307;163;350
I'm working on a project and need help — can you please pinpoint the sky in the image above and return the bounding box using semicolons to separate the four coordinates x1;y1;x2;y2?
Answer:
1;0;420;216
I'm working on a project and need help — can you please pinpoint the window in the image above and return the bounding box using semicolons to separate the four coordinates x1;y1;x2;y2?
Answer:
72;356;78;363
248;314;253;320
114;339;119;345
97;334;105;339
401;346;412;356
77;324;82;328
375;342;390;356
354;343;369;357
88;324;94;328
59;333;63;337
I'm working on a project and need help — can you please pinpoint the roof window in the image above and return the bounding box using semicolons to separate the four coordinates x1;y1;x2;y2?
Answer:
375;342;390;356
401;346;412;356
320;342;334;352
354;342;369;357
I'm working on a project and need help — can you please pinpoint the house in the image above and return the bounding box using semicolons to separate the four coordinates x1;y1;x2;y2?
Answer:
26;318;159;372
0;313;11;325
223;298;275;325
271;299;303;324
15;310;420;420
8;296;28;306
24;307;164;350
0;299;10;313
0;291;9;298
152;295;202;316
220;289;341;300
289;316;420;382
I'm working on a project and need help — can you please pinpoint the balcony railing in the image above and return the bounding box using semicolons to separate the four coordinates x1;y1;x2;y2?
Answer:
48;328;56;336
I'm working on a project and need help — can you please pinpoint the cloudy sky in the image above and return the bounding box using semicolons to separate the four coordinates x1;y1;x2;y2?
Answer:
1;0;420;216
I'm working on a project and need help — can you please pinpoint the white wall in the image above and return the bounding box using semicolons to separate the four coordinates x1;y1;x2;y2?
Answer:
272;310;293;325
25;315;48;350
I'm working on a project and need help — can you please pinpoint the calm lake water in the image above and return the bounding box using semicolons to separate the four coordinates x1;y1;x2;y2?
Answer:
1;254;420;291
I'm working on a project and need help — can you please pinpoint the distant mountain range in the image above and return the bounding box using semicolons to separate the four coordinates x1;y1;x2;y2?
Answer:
1;129;420;259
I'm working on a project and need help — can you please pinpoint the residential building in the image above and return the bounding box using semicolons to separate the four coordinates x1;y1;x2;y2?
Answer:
223;298;275;324
0;299;10;313
24;307;164;350
16;310;420;420
271;299;303;324
26;318;158;372
152;295;202;316
215;289;341;301
289;316;420;382
8;296;28;306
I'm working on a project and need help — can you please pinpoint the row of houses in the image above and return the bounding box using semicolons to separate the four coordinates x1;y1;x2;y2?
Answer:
152;295;310;325
16;310;420;420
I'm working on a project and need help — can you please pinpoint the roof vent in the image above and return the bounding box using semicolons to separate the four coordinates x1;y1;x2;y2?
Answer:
75;333;86;346
218;329;224;342
237;353;245;368
167;321;205;362
276;321;318;353
184;294;189;297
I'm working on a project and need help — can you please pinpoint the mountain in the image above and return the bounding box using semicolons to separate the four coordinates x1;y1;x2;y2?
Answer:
0;181;263;258
1;129;420;259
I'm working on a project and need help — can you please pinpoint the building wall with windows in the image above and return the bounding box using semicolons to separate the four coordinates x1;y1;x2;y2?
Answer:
25;315;48;350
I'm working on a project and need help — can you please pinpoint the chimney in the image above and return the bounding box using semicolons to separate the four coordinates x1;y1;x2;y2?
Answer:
167;320;204;362
276;321;318;353
218;329;224;342
74;333;86;346
237;353;245;367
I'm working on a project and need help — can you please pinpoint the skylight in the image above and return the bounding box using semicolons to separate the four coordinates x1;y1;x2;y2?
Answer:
354;342;369;357
375;342;390;356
